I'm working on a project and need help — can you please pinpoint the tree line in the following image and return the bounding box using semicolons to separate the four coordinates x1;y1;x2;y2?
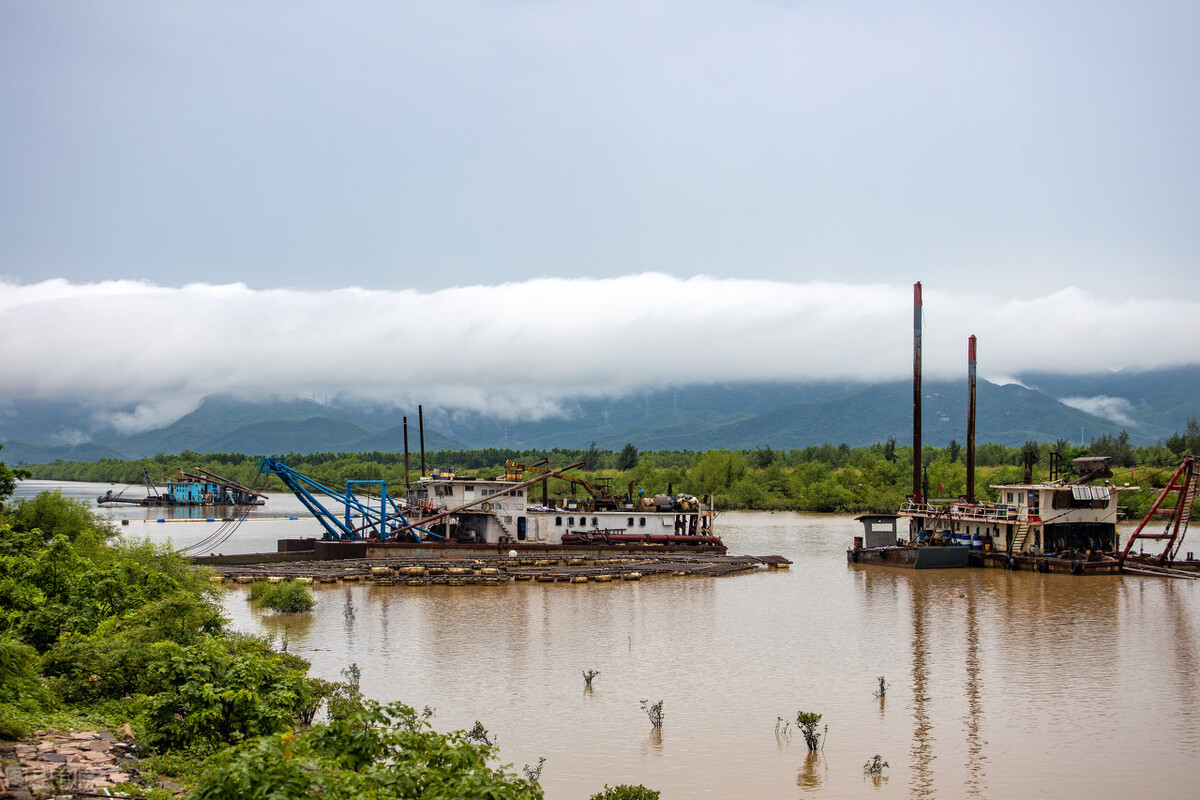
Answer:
20;415;1200;517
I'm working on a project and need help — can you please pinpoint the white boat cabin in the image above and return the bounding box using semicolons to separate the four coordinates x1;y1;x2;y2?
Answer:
410;470;713;545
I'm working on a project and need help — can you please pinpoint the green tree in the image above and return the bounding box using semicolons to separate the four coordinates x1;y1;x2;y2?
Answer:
583;441;602;470
0;445;30;509
1090;431;1134;467
752;445;777;469
616;443;639;470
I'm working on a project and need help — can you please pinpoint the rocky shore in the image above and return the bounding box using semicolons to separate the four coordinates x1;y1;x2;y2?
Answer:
0;729;147;800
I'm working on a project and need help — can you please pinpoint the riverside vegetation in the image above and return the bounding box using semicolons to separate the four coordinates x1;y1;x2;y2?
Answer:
20;416;1200;517
0;447;665;798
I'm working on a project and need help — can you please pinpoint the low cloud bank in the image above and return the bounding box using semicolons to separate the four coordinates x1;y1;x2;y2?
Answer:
3;275;1198;433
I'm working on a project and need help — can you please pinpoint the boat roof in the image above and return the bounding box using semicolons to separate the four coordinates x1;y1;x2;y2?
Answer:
989;482;1139;492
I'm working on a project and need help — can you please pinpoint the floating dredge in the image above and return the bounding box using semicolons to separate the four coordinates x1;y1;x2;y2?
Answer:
99;467;266;507
258;454;725;559
849;283;1197;577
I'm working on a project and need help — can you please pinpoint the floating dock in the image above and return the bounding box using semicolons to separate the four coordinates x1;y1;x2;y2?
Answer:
200;552;792;585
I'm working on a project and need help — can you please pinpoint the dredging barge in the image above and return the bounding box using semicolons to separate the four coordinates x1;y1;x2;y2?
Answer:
258;457;727;559
848;283;1197;578
853;455;1132;575
99;467;266;507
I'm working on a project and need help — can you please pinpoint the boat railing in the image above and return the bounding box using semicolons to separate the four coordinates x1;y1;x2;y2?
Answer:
901;500;1017;522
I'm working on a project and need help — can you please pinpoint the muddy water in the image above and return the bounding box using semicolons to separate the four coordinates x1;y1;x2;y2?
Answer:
14;482;1200;797
213;511;1200;799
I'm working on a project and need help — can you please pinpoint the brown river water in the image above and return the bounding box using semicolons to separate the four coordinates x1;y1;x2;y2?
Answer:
19;482;1200;798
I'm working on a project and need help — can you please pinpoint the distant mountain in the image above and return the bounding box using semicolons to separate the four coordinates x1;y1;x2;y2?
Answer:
2;368;1198;464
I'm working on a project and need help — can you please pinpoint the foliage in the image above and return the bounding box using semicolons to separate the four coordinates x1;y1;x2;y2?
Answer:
640;699;664;728
589;785;661;800
0;445;31;509
523;756;546;783
0;634;51;711
796;711;824;751
295;677;336;726
189;701;543;800
250;581;316;613
327;665;366;722
582;668;600;686
1090;431;1135;467
465;720;496;747
1;511;221;655
616;443;639;470
874;675;888;699
138;634;316;752
863;754;889;775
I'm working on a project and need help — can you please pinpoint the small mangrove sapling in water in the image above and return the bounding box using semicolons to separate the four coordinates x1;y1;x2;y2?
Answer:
874;675;888;699
640;699;664;728
583;669;600;687
795;711;824;751
863;754;889;776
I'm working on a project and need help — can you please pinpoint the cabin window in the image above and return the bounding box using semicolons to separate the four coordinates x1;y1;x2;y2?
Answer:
639;517;646;527
568;517;575;526
628;517;634;527
555;516;562;526
517;490;524;497
465;485;474;492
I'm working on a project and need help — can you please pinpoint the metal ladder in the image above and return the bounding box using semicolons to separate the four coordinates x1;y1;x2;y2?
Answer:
1010;509;1030;553
1121;455;1198;563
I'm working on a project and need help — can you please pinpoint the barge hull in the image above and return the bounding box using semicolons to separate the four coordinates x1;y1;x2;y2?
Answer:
848;546;970;569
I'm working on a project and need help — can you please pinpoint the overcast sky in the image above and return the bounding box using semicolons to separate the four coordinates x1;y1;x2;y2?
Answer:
3;2;1198;433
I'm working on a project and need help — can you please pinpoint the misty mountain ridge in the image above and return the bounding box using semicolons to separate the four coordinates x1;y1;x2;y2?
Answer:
2;366;1198;464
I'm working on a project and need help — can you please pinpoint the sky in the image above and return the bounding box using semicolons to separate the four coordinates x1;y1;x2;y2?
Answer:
2;2;1199;434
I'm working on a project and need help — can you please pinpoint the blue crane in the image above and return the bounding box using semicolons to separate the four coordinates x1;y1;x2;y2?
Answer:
258;457;436;542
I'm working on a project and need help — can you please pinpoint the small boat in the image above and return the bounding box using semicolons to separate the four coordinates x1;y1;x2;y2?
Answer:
99;467;266;507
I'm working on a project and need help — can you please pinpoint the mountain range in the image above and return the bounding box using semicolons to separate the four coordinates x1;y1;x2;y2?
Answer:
2;366;1198;464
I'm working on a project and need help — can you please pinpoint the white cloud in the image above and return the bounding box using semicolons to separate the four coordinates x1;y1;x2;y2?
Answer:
1060;395;1136;426
3;276;1199;434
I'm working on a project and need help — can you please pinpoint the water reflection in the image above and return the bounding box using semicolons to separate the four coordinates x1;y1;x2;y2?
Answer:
909;578;936;800
962;583;986;797
641;727;663;756
796;751;824;791
190;507;1200;799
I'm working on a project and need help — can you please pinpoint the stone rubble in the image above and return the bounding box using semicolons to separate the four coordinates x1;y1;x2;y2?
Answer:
1;729;144;799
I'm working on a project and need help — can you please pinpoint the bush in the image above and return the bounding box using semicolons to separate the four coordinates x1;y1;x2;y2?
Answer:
0;634;51;711
0;703;35;740
190;701;543;800
590;785;660;800
796;710;824;750
251;581;315;613
139;634;316;752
